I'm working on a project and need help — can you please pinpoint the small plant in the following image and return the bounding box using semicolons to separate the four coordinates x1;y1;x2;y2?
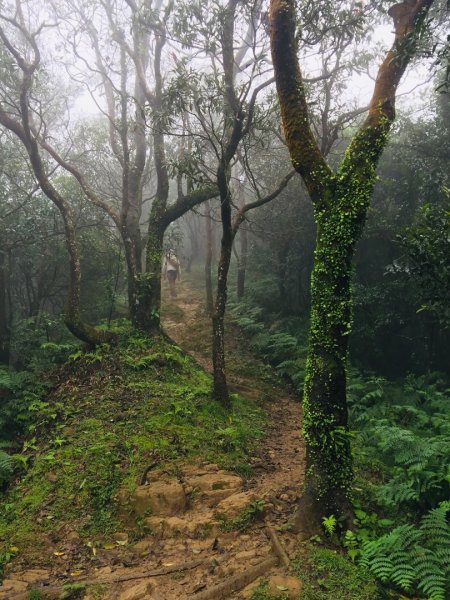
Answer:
0;450;16;488
218;499;266;532
322;514;337;537
0;545;19;577
343;530;360;562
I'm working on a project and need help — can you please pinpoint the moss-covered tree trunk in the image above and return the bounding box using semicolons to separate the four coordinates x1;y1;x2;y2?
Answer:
269;0;436;534
212;247;233;408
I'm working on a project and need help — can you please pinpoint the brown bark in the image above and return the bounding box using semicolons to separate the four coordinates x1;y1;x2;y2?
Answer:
236;222;248;300
205;202;214;317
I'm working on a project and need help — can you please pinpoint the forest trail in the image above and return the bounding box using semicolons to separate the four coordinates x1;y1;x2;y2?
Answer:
1;275;305;600
162;275;305;506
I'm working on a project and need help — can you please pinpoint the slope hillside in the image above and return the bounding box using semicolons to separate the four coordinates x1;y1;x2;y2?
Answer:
0;275;379;600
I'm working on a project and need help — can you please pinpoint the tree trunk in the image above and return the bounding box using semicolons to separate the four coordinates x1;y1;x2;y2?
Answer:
63;210;117;346
269;0;436;534
133;220;164;333
236;224;248;300
294;203;357;535
212;235;233;408
205;203;214;317
0;250;9;363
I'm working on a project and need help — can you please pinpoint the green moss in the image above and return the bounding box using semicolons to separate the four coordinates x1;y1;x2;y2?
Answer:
251;579;289;600
0;332;266;560
302;122;392;509
292;546;381;600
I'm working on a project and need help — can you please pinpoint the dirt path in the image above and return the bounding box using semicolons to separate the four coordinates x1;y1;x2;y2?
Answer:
162;276;304;503
1;277;305;600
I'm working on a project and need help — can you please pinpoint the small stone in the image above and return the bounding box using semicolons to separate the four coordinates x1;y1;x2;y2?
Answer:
132;540;150;554
131;480;187;517
215;491;257;519
118;580;153;600
0;579;29;594
95;566;113;575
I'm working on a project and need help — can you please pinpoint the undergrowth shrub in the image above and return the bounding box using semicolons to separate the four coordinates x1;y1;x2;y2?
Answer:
348;370;450;599
360;501;450;600
0;366;53;443
348;371;450;513
0;450;16;489
228;298;307;391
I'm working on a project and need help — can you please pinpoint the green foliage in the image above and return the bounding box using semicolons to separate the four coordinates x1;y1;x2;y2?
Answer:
0;365;54;443
348;370;450;598
349;370;450;512
217;499;266;533
0;544;18;578
360;501;450;600
398;192;450;327
228;298;307;392
250;579;289;600
0;450;16;488
291;546;380;600
321;515;337;537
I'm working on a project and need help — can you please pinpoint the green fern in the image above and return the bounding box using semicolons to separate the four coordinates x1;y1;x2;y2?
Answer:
0;450;16;486
369;424;450;509
360;501;450;599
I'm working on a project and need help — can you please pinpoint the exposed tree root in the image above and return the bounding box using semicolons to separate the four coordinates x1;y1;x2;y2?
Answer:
192;555;279;600
12;559;205;599
266;525;290;568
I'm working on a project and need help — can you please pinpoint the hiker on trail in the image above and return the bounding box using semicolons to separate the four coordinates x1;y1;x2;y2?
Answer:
163;250;181;298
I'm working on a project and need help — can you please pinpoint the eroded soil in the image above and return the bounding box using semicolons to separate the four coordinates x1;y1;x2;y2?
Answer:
1;276;305;600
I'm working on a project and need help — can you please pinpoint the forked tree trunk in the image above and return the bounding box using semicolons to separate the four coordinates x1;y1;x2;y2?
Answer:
270;0;436;534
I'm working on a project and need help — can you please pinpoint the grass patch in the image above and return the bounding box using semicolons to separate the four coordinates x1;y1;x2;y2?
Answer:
251;579;290;600
291;546;381;600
